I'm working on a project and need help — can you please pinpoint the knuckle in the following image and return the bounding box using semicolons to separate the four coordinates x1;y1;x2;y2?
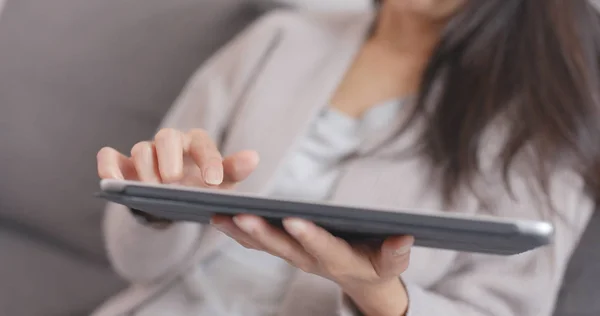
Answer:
188;129;218;151
303;234;319;246
324;265;350;280
208;154;224;164
96;147;113;160
155;128;179;142
246;226;261;238
277;249;294;260
187;128;208;139
130;141;151;157
202;151;223;166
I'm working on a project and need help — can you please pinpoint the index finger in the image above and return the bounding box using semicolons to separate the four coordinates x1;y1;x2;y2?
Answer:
154;128;185;183
97;147;132;180
184;129;224;186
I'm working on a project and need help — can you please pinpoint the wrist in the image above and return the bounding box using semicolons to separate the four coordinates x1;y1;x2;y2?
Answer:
343;279;409;316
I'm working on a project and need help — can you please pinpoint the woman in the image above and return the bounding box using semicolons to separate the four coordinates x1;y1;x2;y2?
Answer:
94;0;600;315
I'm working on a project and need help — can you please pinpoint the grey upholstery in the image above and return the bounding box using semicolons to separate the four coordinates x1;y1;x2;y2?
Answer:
0;229;122;315
552;5;600;313
542;2;600;314
0;0;271;315
553;208;600;316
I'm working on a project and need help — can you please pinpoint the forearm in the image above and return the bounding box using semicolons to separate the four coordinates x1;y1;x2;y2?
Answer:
103;203;202;284
343;279;409;316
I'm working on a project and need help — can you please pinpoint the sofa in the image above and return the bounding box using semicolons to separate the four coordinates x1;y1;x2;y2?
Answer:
0;1;277;315
0;0;597;315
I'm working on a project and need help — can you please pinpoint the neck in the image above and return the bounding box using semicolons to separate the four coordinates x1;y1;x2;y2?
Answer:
370;4;446;58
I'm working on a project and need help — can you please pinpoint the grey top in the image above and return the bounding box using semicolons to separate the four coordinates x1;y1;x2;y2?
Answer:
197;100;402;316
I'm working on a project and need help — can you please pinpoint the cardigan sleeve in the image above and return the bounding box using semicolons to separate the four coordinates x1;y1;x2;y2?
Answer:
102;10;286;285
338;171;593;316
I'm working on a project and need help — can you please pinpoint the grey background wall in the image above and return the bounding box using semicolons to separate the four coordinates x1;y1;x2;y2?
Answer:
0;1;268;314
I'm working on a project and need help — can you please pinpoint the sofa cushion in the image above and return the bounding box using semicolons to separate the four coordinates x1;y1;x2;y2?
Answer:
0;0;267;259
553;208;600;316
0;227;124;316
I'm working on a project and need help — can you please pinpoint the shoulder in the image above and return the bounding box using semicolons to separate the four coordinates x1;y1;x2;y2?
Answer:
237;9;374;49
252;8;371;33
190;9;364;85
200;8;374;90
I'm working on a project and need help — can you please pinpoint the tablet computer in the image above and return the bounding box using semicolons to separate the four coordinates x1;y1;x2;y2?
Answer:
97;179;554;255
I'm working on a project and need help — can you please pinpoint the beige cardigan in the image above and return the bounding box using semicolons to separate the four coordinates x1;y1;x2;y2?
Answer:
93;9;594;316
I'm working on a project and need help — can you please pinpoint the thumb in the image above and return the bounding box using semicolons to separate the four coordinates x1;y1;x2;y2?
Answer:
373;235;414;279
221;150;260;186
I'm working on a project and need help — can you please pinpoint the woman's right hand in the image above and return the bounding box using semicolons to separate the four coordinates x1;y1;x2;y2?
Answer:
97;128;260;190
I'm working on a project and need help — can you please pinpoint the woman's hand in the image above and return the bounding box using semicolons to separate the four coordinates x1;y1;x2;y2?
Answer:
96;128;259;227
97;128;259;187
96;128;411;315
211;214;413;316
96;128;260;224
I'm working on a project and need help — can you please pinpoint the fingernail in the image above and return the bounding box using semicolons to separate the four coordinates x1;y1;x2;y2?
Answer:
204;168;223;185
284;219;307;237
233;217;257;234
392;244;413;256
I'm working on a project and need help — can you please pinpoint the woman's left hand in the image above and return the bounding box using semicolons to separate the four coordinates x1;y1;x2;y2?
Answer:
211;214;413;315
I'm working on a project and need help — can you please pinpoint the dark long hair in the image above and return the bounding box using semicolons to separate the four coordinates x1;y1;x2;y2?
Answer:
382;0;600;208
